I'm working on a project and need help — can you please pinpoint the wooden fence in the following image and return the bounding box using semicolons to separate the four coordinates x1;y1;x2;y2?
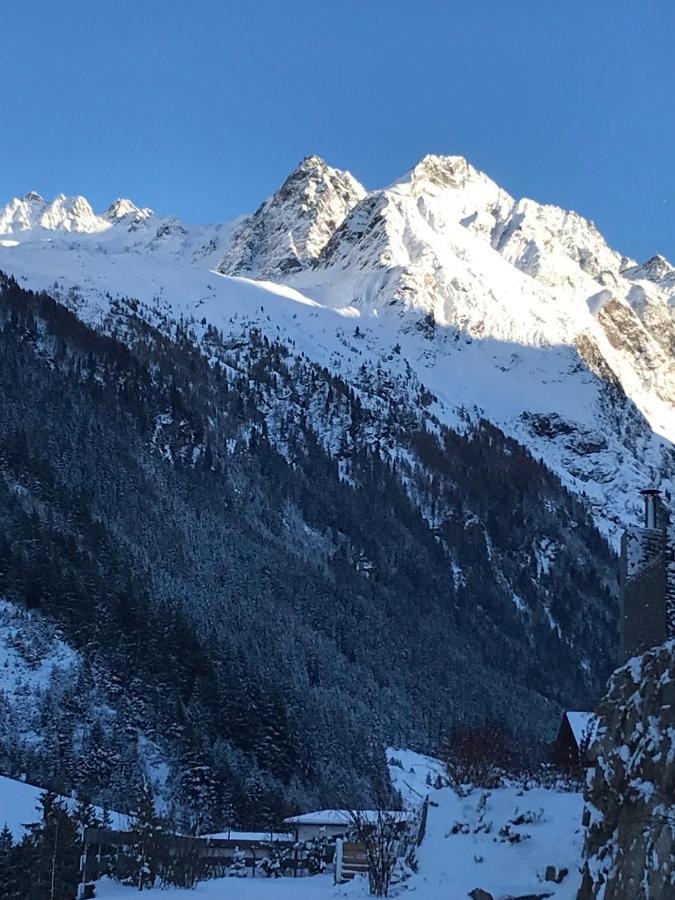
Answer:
78;827;332;896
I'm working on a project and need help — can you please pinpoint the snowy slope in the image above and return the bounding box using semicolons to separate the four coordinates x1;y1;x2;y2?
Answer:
0;598;80;766
0;774;128;839
387;747;447;806
0;598;78;701
0;155;673;540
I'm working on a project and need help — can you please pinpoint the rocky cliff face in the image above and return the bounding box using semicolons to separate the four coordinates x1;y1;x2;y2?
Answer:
578;641;675;899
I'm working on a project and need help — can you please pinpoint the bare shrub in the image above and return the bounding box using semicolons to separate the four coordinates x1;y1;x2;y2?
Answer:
443;723;522;788
347;808;404;897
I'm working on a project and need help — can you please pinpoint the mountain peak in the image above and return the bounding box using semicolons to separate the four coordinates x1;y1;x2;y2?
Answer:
219;156;366;277
295;154;328;172
104;198;154;223
387;154;492;196
622;254;675;285
408;153;474;187
0;192;106;235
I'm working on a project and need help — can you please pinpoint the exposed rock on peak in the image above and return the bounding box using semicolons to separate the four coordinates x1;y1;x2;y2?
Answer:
622;253;675;286
218;156;366;278
403;154;475;189
104;198;154;223
294;153;329;172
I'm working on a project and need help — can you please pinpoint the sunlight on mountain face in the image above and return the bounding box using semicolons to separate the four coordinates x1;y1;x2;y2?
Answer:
0;153;673;543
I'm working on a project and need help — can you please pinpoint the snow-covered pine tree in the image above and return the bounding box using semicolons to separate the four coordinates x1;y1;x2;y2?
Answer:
130;779;163;890
0;825;14;898
23;791;80;900
228;846;247;877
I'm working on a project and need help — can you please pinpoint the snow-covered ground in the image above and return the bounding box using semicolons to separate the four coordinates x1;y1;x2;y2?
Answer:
0;744;585;897
96;874;359;899
387;746;447;806
413;785;583;899
0;774;128;839
94;781;584;899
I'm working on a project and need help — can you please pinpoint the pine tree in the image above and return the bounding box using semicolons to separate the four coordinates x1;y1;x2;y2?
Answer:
131;779;163;890
23;792;80;900
0;824;15;898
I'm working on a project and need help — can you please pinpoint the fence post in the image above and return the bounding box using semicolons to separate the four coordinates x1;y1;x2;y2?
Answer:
334;838;344;885
77;826;87;900
416;796;429;847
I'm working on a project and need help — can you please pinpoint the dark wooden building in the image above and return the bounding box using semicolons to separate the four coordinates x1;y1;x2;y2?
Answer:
551;711;598;769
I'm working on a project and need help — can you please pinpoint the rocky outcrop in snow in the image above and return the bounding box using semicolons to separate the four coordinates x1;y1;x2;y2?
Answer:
578;641;675;899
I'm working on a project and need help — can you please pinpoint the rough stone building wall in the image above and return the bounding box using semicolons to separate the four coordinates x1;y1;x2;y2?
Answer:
666;523;675;638
577;641;675;900
620;521;672;661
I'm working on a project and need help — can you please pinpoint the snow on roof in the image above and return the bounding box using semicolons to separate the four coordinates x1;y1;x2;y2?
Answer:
565;711;599;747
282;809;411;827
203;830;293;842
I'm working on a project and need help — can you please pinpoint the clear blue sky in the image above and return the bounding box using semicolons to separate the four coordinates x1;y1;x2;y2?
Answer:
2;0;673;261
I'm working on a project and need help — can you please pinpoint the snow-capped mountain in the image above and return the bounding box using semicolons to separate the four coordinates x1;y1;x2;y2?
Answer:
0;154;673;541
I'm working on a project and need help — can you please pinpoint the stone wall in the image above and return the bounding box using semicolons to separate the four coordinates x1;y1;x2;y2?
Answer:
578;641;675;899
620;545;668;661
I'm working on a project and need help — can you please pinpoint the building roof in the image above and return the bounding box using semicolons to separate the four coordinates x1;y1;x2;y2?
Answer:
203;830;293;842
282;809;411;827
565;711;598;748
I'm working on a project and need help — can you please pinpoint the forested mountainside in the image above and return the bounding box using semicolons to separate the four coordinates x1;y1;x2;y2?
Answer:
0;273;616;829
2;156;673;545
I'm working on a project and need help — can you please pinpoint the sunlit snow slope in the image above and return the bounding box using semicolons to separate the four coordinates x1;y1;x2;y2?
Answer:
1;155;673;541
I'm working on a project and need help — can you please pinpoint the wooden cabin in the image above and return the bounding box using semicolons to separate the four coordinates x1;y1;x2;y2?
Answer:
551;711;598;768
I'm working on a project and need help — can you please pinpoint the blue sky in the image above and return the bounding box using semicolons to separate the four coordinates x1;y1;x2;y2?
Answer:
2;0;673;261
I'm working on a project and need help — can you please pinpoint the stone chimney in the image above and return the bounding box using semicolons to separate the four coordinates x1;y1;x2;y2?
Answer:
640;487;662;530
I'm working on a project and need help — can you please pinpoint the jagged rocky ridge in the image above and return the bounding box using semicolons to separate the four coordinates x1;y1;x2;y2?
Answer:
578;641;675;899
0;273;617;828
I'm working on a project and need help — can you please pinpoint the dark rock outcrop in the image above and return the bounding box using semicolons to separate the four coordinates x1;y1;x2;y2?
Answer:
578;641;675;899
